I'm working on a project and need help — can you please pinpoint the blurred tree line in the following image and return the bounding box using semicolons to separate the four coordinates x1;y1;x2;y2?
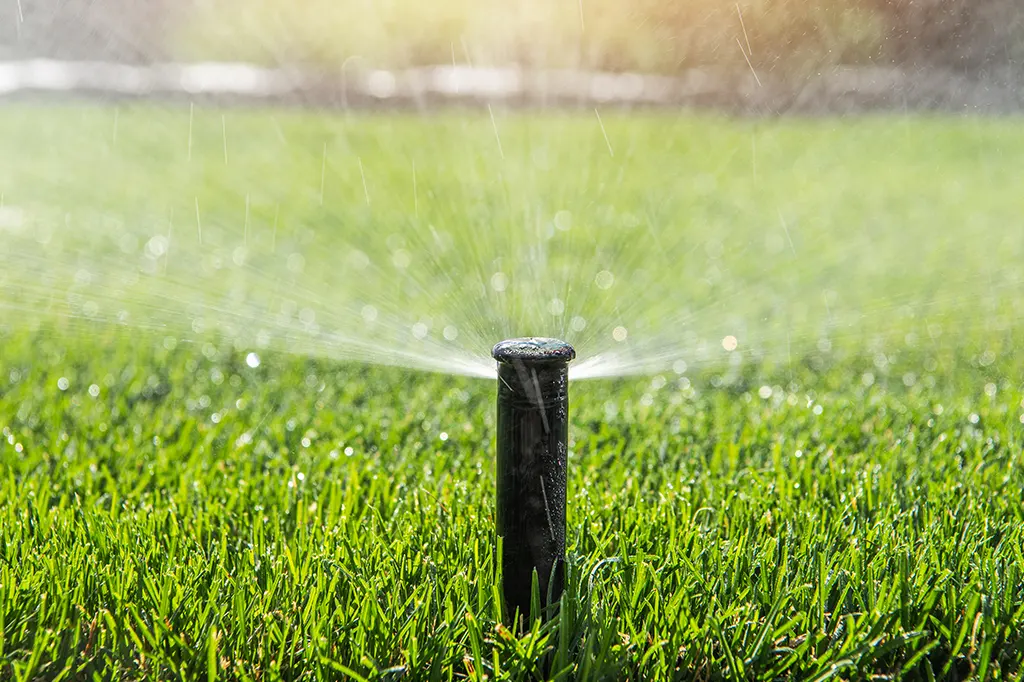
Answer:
0;0;1020;74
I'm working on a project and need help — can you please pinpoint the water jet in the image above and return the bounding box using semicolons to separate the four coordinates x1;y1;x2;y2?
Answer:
492;337;575;627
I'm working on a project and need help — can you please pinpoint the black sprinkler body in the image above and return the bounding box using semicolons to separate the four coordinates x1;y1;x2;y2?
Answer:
492;337;575;626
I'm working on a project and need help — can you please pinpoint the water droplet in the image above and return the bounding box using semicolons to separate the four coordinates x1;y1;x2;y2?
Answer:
612;326;628;342
412;323;428;339
554;210;572;232
595;270;614;290
758;385;772;399
57;377;69;391
490;272;508;292
984;382;997;397
570;316;586;332
672;360;688;375
722;335;738;351
548;298;565;315
287;253;305;273
118;233;138;254
443;325;459;341
968;413;980;424
392;249;411;269
88;384;100;397
246;352;261;368
361;305;378;323
862;372;875;387
0;206;25;230
145;235;168;259
348;250;370;270
439;432;449;441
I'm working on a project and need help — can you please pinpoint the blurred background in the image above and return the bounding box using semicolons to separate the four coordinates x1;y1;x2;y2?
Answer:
1;0;1022;110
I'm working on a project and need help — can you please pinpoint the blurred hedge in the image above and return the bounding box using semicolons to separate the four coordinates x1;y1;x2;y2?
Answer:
176;0;883;74
176;0;1021;74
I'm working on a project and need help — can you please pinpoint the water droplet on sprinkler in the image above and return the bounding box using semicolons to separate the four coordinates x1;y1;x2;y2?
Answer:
246;352;261;368
492;337;575;364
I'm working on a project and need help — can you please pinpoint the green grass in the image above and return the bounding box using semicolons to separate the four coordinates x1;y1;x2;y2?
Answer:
0;105;1023;680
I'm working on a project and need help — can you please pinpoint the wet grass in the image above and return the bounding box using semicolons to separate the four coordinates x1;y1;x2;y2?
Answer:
0;105;1023;680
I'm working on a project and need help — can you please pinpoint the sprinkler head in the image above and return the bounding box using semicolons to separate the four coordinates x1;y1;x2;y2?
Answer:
492;337;575;628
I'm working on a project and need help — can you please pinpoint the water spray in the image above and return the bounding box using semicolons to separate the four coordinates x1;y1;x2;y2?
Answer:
492;337;575;627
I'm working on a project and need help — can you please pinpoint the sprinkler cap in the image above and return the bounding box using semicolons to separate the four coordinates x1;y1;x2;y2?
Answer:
492;337;576;365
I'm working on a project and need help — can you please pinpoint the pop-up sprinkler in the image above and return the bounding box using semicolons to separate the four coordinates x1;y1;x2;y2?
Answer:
492;337;575;626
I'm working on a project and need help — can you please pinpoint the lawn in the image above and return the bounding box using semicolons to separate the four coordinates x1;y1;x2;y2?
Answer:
0;105;1022;680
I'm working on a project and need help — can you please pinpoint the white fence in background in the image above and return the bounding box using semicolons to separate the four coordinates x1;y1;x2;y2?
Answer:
0;59;1019;112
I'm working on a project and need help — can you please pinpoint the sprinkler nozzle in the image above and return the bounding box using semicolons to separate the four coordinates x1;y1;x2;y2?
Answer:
492;337;575;628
